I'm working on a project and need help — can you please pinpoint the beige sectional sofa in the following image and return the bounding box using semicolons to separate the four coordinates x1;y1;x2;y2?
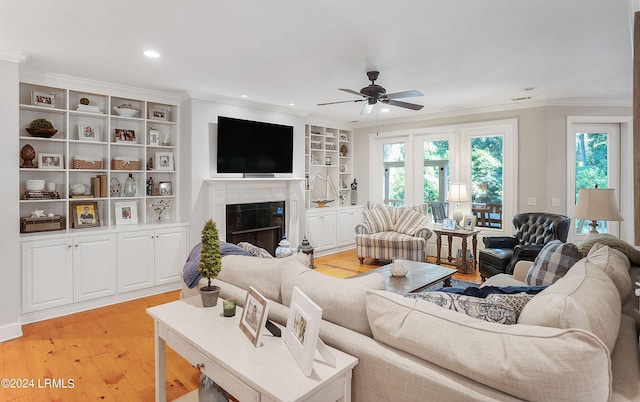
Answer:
182;244;640;401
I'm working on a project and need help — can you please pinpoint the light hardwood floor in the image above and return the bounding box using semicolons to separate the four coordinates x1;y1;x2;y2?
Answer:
1;249;480;401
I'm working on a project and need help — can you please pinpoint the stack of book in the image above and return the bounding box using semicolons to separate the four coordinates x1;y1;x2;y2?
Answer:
23;191;60;200
91;174;108;197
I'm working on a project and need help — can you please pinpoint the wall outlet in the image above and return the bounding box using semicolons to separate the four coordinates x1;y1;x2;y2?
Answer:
551;197;560;207
527;197;537;206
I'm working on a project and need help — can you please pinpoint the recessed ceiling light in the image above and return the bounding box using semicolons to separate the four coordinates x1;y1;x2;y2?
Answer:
289;103;295;106
381;108;390;113
144;50;160;58
241;94;249;98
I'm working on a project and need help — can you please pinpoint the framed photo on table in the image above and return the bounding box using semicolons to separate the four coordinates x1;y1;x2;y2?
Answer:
70;201;100;228
115;201;138;225
78;122;100;141
285;287;322;377
240;287;269;347
463;215;476;230
442;218;456;231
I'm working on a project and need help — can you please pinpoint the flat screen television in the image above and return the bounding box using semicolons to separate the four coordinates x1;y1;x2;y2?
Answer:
216;116;294;174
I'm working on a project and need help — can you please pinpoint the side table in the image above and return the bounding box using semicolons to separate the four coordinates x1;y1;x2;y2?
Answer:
433;228;481;273
147;296;358;402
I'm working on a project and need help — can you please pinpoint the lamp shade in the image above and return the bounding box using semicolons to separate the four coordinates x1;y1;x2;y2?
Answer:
574;188;623;221
447;183;469;203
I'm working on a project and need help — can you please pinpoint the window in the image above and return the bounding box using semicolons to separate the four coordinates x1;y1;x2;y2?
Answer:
569;123;620;238
470;136;503;229
383;143;405;206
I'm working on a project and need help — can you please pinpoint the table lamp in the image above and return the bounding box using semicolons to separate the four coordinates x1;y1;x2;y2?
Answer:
574;187;623;234
447;183;469;229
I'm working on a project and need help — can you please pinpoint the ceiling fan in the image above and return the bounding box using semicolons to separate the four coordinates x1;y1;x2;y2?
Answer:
318;71;424;114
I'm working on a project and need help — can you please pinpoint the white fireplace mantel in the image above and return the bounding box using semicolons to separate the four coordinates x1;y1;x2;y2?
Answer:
204;177;305;246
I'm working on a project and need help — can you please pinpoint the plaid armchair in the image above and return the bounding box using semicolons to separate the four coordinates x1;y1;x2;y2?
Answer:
355;202;433;263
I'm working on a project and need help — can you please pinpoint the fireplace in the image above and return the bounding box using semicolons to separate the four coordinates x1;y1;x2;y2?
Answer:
226;202;285;254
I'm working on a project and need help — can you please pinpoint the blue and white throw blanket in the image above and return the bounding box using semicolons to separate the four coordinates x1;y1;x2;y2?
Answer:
182;242;252;288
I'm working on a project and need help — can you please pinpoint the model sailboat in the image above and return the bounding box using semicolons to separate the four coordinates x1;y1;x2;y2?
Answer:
311;167;338;207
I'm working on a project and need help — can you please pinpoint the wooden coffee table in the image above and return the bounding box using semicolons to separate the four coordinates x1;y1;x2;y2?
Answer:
354;260;456;294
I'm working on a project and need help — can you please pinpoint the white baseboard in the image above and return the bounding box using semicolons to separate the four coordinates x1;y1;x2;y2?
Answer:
0;321;23;342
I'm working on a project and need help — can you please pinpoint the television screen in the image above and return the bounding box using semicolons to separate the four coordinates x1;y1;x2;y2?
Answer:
217;116;294;174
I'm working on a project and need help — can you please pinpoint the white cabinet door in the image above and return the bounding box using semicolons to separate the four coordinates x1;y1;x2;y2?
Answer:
117;230;155;292
306;211;337;250
73;234;116;302
154;227;186;285
22;238;73;313
337;207;363;246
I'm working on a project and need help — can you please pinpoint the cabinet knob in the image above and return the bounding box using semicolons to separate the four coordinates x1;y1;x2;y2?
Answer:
196;363;205;369
75;244;79;248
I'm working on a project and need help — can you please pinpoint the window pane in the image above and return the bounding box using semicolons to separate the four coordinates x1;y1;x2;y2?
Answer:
575;132;609;234
423;165;441;203
383;143;405;206
471;136;503;229
423;140;449;204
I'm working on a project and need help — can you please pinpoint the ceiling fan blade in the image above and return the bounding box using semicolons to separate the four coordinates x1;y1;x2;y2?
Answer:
385;99;424;111
339;88;367;98
360;102;375;114
385;90;423;100
317;99;365;106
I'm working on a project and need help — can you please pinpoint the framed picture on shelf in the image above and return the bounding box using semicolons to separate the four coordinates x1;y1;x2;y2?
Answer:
31;91;56;108
463;215;476;230
239;286;269;347
38;153;63;169
158;181;172;195
78;122;100;141
114;128;136;143
70;201;100;228
148;127;160;146
154;151;174;170
114;201;138;225
150;107;168;121
285;287;323;377
442;218;456;231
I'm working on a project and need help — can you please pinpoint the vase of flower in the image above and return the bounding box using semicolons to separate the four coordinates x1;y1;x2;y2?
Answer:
149;199;171;221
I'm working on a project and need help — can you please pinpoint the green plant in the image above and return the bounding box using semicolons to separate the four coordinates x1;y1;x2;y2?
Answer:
29;118;54;130
198;219;222;290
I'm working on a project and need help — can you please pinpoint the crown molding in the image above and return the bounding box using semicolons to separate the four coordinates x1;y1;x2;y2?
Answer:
186;89;308;117
0;49;28;64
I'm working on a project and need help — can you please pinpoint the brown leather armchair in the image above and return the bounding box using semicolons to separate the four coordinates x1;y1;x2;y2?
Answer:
478;212;571;280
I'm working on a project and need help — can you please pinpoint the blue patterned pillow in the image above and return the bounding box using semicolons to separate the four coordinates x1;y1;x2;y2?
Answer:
525;240;580;286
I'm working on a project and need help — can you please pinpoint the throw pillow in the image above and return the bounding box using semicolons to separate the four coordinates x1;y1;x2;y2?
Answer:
403;291;532;324
237;241;273;258
525;240;580;286
363;205;394;233
586;243;631;302
394;209;429;236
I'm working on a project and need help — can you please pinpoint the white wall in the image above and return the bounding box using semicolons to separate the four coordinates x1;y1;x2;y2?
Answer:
181;97;308;247
0;59;23;341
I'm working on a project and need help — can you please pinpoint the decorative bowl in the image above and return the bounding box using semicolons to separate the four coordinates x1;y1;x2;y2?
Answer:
113;107;138;117
26;179;45;191
25;128;58;138
70;183;87;195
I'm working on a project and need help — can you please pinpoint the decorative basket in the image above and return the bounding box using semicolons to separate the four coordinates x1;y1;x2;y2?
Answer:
111;158;141;170
72;157;103;170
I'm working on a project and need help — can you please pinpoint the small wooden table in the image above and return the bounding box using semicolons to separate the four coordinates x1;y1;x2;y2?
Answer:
354;260;456;293
433;228;481;273
148;297;358;402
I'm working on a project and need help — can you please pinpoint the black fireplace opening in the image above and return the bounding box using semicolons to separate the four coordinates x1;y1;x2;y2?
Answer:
225;201;285;255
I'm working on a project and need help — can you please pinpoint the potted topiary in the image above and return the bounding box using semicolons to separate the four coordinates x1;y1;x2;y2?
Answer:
198;219;223;307
26;118;58;138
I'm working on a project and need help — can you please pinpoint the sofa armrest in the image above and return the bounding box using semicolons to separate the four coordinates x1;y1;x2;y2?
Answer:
355;223;371;234
415;227;433;240
483;236;518;249
512;260;533;282
513;244;543;260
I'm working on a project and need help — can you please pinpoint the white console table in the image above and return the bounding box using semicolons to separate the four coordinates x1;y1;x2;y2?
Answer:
147;297;358;402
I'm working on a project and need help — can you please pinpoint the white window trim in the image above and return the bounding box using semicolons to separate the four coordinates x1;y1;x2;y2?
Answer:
566;116;633;243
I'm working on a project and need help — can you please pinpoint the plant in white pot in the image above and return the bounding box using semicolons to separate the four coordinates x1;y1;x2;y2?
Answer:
198;219;222;307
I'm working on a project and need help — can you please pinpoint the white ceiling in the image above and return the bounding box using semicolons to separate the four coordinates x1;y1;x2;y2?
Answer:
0;0;634;125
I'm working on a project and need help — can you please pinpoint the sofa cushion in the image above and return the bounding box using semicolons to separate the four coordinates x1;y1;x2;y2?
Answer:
578;232;640;265
394;208;429;236
367;201;429;225
525;240;579;286
281;264;385;336
355;231;426;250
363;205;394;233
403;291;532;324
586;243;631;302
237;241;273;258
365;290;612;401
518;257;621;352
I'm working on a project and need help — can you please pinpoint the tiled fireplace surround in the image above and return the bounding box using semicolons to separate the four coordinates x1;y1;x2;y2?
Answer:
205;178;304;251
